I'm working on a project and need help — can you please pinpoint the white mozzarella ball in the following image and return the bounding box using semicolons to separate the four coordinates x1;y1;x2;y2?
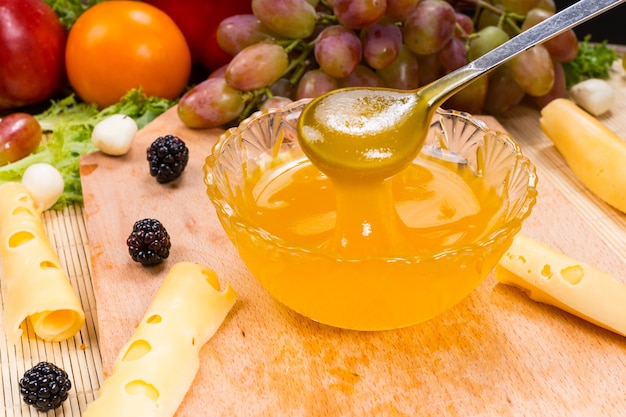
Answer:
21;163;65;211
91;114;138;156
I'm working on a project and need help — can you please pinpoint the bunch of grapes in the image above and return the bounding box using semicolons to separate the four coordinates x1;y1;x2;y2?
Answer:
177;0;579;129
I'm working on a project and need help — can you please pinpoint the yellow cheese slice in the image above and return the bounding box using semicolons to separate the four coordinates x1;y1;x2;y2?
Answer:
0;182;85;344
83;262;237;417
495;233;626;337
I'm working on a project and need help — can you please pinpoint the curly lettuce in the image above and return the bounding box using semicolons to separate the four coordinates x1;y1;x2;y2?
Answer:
562;35;620;89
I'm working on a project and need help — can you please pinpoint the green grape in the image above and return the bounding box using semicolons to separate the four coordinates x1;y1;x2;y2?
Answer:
496;0;540;15
468;26;510;61
376;45;420;90
522;9;578;63
251;0;317;39
510;44;554;96
314;25;362;78
296;69;339;100
178;77;245;128
332;0;388;30
536;0;556;12
483;63;526;114
403;0;457;56
533;58;566;108
225;43;289;91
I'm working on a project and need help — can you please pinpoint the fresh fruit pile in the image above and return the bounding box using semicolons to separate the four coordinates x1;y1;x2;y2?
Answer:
177;0;581;128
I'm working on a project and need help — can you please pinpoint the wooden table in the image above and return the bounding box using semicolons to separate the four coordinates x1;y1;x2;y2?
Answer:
0;59;625;416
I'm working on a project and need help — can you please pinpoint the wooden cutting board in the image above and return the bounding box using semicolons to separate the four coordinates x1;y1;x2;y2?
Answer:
80;96;626;414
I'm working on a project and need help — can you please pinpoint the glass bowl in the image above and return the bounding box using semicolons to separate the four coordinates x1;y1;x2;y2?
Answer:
204;99;537;331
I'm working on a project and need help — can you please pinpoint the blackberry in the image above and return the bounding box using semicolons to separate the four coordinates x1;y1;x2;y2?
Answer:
127;218;172;266
19;362;72;412
147;134;189;183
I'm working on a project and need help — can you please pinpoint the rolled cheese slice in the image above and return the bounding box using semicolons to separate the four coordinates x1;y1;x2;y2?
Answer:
495;233;626;337
83;262;237;417
0;182;85;343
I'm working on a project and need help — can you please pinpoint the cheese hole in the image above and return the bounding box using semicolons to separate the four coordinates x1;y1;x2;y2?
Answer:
540;264;553;280
125;380;159;402
38;310;82;336
122;340;151;361
146;314;162;324
8;231;35;248
11;206;34;216
560;265;584;285
202;269;221;291
40;260;59;270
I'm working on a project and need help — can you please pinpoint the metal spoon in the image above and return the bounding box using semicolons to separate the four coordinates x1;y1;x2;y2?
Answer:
297;0;625;180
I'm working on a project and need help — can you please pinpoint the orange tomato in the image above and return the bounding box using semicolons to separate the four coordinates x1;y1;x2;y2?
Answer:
65;1;191;108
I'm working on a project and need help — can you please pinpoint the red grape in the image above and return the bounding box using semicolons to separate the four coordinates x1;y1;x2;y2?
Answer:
332;0;388;30
361;23;403;70
217;14;278;57
296;69;339;100
225;43;289;90
438;37;467;74
403;0;457;56
510;44;554;97
0;113;42;166
376;45;420;90
338;65;385;88
314;25;362;78
260;96;294;110
417;53;444;86
385;0;419;20
483;63;526;114
177;77;245;128
251;0;317;39
443;75;488;114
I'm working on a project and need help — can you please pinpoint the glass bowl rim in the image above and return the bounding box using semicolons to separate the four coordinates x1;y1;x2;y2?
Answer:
205;99;538;263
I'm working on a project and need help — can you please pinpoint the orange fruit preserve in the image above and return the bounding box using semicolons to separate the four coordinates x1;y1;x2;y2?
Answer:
231;150;507;330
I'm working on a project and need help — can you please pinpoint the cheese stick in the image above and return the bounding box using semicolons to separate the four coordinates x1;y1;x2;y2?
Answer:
495;233;626;337
83;262;237;417
0;182;85;343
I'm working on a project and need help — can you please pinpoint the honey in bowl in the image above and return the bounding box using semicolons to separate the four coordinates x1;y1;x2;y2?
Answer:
205;100;537;331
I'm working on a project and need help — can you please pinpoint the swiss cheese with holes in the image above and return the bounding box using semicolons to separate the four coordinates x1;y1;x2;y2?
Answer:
83;262;237;417
496;233;626;337
0;182;85;343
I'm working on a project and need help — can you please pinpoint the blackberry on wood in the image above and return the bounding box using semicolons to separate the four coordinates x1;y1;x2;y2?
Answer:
19;362;72;412
147;134;189;183
127;218;171;266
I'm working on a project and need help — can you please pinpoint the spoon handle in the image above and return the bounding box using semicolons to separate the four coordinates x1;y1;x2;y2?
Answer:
424;0;626;108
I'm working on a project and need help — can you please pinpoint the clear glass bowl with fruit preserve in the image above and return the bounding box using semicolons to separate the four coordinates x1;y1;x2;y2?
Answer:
204;99;537;331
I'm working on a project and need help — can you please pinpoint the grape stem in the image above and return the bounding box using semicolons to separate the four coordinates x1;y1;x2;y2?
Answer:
465;0;524;34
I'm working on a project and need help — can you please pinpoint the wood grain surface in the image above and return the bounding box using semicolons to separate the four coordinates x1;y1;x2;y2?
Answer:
79;71;626;415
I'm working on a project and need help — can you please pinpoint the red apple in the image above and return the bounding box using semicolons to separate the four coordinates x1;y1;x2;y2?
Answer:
0;0;67;110
144;0;252;71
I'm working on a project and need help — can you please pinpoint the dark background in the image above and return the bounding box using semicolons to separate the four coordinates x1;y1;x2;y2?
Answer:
555;1;626;44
